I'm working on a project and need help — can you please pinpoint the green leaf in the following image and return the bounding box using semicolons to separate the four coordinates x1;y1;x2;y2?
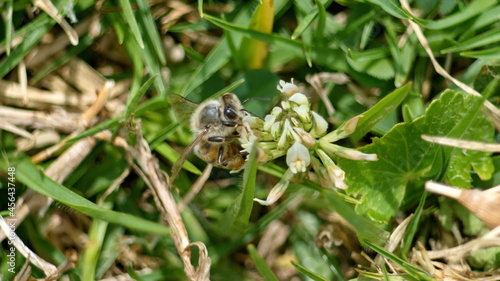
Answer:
351;84;411;143
443;109;494;187
247;244;279;281
10;158;170;235
338;90;486;223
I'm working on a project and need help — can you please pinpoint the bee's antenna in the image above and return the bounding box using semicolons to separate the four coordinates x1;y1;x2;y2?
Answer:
241;109;265;120
242;97;270;104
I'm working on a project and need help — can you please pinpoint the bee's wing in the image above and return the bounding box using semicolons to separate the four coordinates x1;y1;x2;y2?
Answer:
167;93;199;127
169;127;208;184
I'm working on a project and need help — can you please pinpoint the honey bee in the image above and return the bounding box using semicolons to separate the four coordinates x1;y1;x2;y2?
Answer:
168;93;250;181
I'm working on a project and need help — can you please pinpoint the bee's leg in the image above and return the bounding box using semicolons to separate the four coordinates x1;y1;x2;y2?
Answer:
217;148;246;167
208;135;240;143
222;121;240;128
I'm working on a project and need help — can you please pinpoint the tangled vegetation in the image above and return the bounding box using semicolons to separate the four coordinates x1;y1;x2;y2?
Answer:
0;0;499;280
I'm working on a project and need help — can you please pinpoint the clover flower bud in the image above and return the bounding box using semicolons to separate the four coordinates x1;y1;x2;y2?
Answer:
317;149;348;190
254;168;295;205
311;111;328;138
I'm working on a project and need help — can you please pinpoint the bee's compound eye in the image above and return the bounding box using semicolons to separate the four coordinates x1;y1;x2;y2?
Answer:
224;105;238;120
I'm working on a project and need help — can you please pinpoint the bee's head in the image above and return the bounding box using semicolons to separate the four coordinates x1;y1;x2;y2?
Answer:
221;93;242;120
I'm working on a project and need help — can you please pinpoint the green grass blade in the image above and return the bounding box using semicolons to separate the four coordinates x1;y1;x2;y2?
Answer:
232;141;258;233
460;47;500;60
124;74;158;120
291;261;328;281
155;142;201;175
441;27;500;54
247;244;279;281
4;0;13;55
136;0;167;65
401;192;427;255
12;158;170;235
118;0;145;48
0;16;54;79
350;83;411;143
313;0;326;42
363;240;434;281
81;213;109;281
417;0;497;30
66;117;122;143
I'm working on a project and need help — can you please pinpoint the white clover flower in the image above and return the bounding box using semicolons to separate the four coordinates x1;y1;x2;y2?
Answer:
288;93;309;106
270;122;282;139
263;114;277;131
293;104;311;124
277;79;299;97
286;141;311;174
271;106;282;117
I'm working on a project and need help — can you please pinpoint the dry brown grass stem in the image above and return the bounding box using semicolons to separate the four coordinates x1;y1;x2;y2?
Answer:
33;0;79;46
399;0;500;130
422;135;500;152
413;227;500;261
107;130;211;281
0;216;58;280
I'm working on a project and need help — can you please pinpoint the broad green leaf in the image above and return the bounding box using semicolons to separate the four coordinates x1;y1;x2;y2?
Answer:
10;158;170;235
468;247;500;271
338;91;486;223
322;189;389;246
247;244;279;281
351;84;411;143
443;110;494;187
